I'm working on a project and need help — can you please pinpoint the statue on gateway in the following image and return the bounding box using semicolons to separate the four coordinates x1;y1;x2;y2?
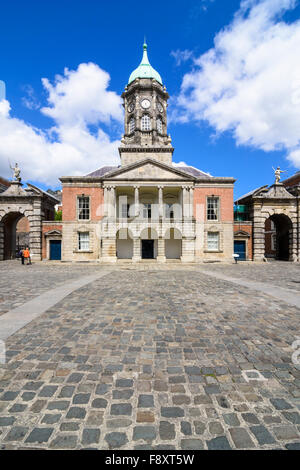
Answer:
10;162;21;182
272;166;286;184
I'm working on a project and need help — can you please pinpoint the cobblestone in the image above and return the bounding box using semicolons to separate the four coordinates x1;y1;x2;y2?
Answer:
0;262;299;449
207;436;232;450
25;427;54;443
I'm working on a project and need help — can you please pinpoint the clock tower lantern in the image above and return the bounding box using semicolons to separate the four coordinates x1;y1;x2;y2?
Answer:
119;42;174;166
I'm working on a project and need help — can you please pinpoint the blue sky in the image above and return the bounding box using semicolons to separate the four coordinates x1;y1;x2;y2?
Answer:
1;0;300;199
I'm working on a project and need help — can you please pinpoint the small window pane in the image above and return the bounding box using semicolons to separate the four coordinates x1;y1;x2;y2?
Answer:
129;118;135;133
143;204;151;219
165;203;174;219
207;197;219;221
121;204;130;218
157;118;162;133
141;115;151;131
78;197;90;220
78;232;89;251
207;232;219;251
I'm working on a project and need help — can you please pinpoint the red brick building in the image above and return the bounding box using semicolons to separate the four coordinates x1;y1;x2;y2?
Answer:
51;44;235;263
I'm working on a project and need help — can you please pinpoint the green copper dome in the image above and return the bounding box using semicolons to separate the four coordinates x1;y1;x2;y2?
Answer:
128;43;163;85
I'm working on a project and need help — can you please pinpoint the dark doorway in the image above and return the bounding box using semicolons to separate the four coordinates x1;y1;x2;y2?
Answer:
2;212;30;260
50;240;61;260
265;214;292;261
142;240;154;259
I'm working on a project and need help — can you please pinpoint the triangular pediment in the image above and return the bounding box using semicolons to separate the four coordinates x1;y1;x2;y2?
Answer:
1;182;27;197
234;230;250;238
104;159;195;181
45;229;62;236
255;184;295;200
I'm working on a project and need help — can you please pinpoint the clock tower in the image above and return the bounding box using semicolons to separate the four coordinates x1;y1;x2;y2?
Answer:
119;42;174;166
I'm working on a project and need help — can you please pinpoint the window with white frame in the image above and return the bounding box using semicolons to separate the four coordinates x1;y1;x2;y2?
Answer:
207;197;219;221
157;118;163;133
143;204;152;219
129;118;135;133
121;204;130;219
78;196;90;220
165;203;174;219
78;232;90;251
141;115;151;131
207;232;219;251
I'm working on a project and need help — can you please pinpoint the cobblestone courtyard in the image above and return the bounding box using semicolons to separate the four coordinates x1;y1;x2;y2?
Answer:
0;261;299;450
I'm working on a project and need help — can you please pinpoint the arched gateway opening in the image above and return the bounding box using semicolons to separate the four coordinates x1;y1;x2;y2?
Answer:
265;214;292;261
2;212;30;260
0;178;59;261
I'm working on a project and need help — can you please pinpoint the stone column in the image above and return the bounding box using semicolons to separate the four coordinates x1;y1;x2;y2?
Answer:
29;200;42;261
291;216;298;262
134;186;140;217
103;186;109;217
0;222;4;261
189;187;194;219
110;186;116;219
132;237;141;262
157;237;166;263
253;205;265;261
182;186;188;220
158;186;164;218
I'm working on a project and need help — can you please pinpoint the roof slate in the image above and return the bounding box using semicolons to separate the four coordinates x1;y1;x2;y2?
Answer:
85;164;212;180
86;166;119;177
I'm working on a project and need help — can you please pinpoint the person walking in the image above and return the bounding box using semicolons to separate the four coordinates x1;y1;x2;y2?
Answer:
23;247;31;265
19;248;25;265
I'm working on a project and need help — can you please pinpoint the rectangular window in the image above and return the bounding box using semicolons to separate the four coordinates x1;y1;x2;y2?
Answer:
78;196;90;220
207;197;219;221
207;232;219;251
78;232;90;251
165;204;174;219
141;115;151;131
143;204;152;219
121;204;130;218
157;118;163;133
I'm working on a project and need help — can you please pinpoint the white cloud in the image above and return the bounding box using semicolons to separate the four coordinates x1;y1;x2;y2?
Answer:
41;63;122;126
288;148;300;166
170;50;193;67
176;0;300;167
21;84;40;110
0;63;123;187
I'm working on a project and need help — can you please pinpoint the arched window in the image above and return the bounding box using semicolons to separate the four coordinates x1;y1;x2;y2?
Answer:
141;115;151;131
157;118;163;133
129;118;135;133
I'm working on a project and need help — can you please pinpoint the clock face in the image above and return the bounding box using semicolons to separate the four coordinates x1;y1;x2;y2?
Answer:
128;102;135;113
157;102;163;112
141;99;151;109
